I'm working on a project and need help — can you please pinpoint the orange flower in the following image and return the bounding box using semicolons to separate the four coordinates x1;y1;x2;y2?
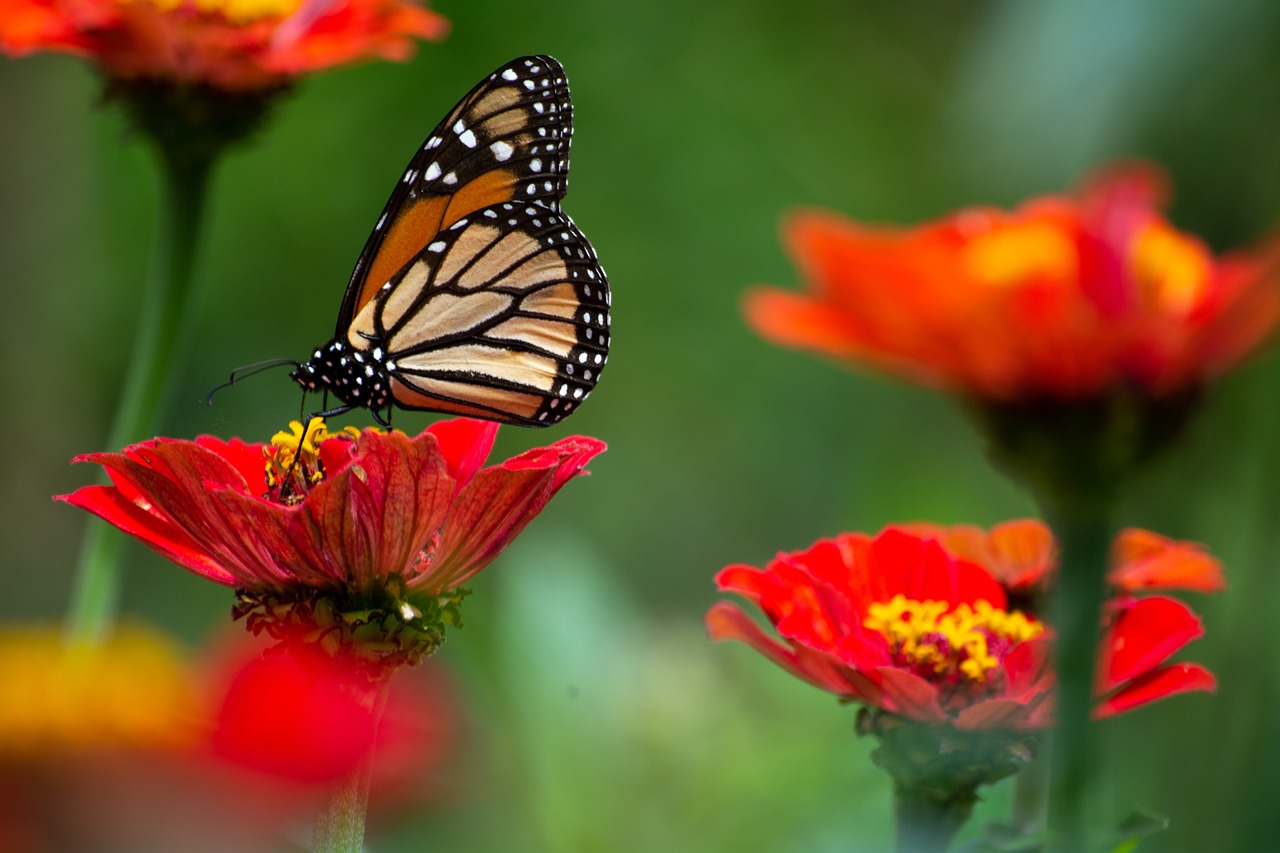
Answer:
0;0;448;90
745;163;1280;401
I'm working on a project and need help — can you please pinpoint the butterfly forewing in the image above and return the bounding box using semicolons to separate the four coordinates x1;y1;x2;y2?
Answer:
338;55;574;333
344;202;609;426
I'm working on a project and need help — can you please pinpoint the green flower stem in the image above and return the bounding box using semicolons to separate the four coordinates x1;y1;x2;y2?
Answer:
1045;499;1112;853
313;675;393;853
1010;747;1049;835
893;783;976;853
65;144;215;643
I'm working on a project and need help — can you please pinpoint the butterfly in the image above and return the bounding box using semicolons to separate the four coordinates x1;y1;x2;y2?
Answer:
289;55;609;427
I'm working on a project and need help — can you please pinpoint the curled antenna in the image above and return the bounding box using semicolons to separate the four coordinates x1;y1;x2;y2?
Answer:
205;358;301;406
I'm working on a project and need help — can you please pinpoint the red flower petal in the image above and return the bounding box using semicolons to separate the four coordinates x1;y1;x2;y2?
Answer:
1096;663;1216;718
418;436;605;591
426;418;497;491
1099;596;1204;691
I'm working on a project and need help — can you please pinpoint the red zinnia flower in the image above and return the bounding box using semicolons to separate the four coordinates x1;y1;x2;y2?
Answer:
58;418;604;664
0;0;448;91
706;524;1216;729
745;163;1280;401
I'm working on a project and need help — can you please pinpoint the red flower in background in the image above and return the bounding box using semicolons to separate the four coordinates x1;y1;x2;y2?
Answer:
58;419;604;665
0;0;448;90
745;163;1280;401
706;524;1217;729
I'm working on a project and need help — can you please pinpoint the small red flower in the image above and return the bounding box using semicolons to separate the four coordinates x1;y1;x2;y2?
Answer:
0;0;448;90
58;419;604;663
707;524;1216;729
745;163;1280;401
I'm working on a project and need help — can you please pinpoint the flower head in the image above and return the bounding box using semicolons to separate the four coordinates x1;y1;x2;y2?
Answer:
707;523;1216;730
0;0;449;91
745;163;1280;402
0;623;200;757
58;418;605;667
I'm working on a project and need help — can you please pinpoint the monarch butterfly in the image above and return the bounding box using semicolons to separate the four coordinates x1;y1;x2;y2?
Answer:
290;55;609;427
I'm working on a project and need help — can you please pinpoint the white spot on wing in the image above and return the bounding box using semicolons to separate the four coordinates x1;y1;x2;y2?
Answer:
425;162;441;181
491;140;514;161
502;68;518;81
427;241;447;253
458;129;477;148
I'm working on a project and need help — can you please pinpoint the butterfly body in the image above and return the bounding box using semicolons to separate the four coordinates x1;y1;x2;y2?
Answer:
292;55;609;427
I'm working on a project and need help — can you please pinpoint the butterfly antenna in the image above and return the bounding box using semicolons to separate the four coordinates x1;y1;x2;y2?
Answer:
205;358;301;406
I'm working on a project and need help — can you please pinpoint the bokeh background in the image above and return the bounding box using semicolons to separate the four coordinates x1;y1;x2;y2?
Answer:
4;0;1280;850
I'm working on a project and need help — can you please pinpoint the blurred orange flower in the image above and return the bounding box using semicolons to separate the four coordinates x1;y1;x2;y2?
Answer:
0;0;448;90
745;164;1280;400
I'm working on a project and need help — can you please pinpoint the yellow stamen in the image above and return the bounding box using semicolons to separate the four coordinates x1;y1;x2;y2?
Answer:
265;417;361;493
1129;221;1211;316
864;594;1043;682
962;221;1079;288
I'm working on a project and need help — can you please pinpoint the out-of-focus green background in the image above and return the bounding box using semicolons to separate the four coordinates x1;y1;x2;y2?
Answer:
4;1;1280;850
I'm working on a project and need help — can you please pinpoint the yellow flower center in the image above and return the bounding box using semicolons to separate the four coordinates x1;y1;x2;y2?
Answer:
1128;221;1211;316
962;221;1079;288
265;417;362;500
863;594;1043;682
137;0;304;25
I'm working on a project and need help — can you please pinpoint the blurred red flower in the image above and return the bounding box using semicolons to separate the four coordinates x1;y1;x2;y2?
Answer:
707;524;1216;729
0;0;448;90
745;163;1280;400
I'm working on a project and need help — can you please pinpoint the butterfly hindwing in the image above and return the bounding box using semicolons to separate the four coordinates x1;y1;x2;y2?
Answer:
338;55;574;333
342;202;609;426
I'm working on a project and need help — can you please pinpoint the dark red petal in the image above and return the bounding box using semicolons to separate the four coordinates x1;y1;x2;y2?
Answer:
955;697;1038;730
214;430;455;591
425;418;496;491
1096;663;1216;718
64;442;275;585
1099;596;1205;691
55;485;238;585
421;436;603;591
867;666;947;722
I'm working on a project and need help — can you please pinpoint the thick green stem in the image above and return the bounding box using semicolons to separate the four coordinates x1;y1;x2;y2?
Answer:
894;783;976;853
1010;746;1050;835
1045;500;1112;852
312;675;392;853
65;146;214;642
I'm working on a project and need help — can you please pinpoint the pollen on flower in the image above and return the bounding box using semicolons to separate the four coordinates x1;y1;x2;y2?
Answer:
1129;221;1211;316
864;594;1043;683
264;417;361;497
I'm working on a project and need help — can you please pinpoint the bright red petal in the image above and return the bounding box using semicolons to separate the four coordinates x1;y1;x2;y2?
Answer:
1096;663;1216;718
1099;596;1204;691
425;418;496;491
